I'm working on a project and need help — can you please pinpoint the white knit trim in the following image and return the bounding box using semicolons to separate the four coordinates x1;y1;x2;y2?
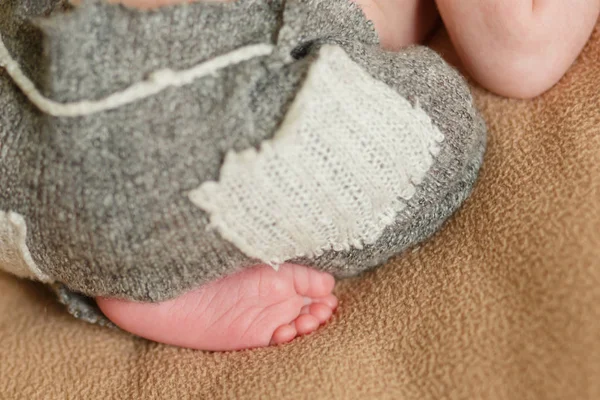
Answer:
190;45;445;267
0;211;53;282
0;32;274;117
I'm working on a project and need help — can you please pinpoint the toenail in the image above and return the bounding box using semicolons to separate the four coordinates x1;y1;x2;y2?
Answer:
303;296;312;306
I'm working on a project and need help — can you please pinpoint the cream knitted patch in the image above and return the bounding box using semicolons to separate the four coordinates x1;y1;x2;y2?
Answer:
0;211;52;282
189;45;445;267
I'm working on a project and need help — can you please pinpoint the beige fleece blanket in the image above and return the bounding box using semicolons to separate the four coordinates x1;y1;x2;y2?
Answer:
1;22;599;400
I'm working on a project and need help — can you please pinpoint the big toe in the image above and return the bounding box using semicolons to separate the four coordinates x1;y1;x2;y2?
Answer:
281;264;336;299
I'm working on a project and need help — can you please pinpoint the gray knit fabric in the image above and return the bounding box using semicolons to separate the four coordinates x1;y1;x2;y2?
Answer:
0;0;486;322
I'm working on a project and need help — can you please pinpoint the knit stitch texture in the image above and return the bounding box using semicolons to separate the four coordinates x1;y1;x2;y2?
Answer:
0;0;486;322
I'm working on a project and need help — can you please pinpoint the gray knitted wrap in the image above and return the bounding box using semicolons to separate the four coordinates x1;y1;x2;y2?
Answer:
0;0;486;323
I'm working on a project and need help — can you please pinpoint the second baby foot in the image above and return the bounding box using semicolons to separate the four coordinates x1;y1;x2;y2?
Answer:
96;264;338;351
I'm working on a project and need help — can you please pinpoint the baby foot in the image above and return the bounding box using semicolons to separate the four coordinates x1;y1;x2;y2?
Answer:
96;264;338;351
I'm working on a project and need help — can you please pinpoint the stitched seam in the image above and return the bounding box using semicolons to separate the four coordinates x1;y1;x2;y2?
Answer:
189;45;445;267
0;32;274;117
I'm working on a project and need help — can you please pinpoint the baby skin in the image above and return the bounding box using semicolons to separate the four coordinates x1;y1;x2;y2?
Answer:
95;0;600;351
